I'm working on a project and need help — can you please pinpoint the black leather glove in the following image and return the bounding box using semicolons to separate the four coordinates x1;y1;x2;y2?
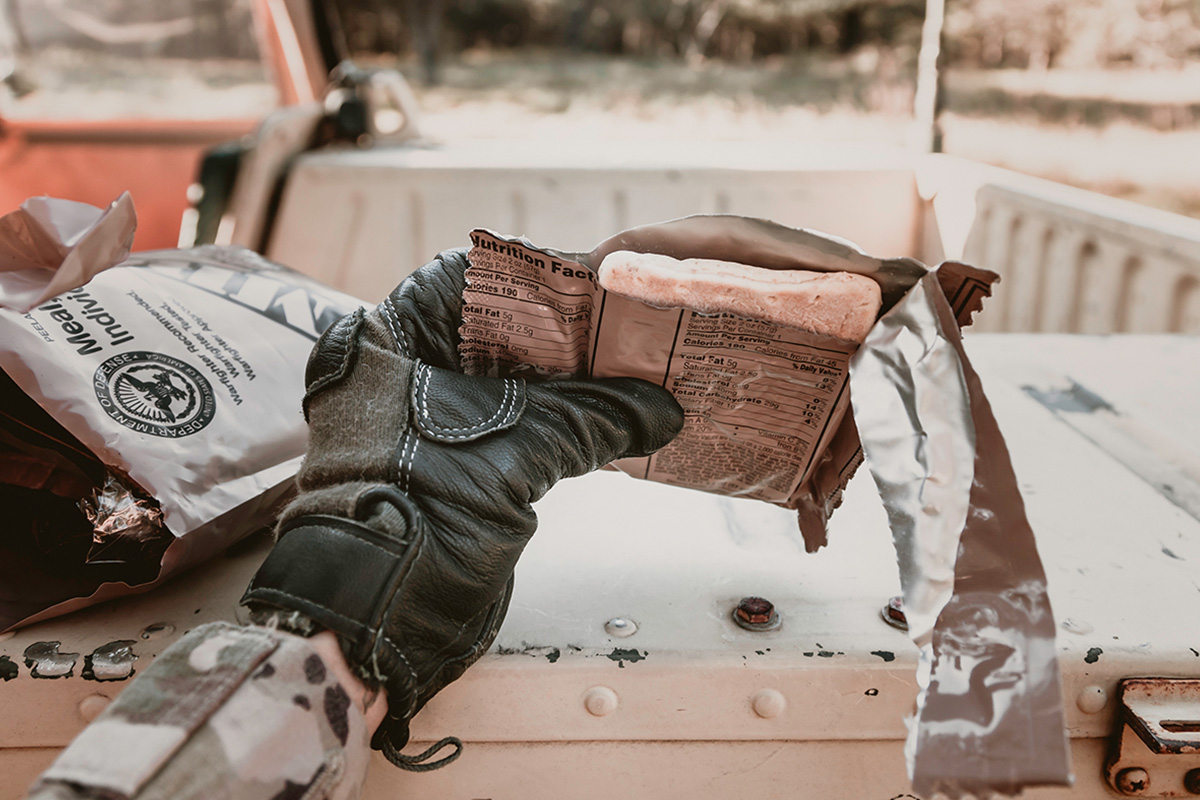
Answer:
242;249;683;769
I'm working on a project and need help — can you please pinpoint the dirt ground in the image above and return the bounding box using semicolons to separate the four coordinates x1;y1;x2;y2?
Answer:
393;52;1200;220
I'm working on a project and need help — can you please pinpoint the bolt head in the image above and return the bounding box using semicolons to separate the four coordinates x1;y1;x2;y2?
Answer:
78;694;111;723
751;689;786;719
1184;768;1200;795
733;597;780;631
1076;684;1108;714
584;686;618;717
881;596;908;631
1116;767;1149;796
604;618;637;638
735;597;775;625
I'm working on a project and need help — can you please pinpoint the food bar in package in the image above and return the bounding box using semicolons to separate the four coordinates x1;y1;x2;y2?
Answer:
456;215;1070;798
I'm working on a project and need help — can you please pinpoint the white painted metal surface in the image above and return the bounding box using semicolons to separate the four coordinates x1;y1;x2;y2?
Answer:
263;141;924;303
922;155;1200;334
2;335;1198;799
264;140;1200;336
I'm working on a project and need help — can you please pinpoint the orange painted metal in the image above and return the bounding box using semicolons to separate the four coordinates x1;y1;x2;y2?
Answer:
0;118;256;251
0;0;324;252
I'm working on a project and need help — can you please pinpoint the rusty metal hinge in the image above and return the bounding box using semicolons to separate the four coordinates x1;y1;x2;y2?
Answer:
1106;678;1200;797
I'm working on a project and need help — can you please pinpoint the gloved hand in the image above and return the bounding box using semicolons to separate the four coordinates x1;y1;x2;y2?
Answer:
242;248;683;769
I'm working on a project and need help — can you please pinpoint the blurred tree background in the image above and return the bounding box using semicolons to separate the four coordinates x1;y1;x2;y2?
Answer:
322;0;1200;217
331;0;1200;74
6;0;1197;214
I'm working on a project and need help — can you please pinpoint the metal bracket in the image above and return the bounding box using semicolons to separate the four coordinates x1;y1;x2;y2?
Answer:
1106;678;1200;796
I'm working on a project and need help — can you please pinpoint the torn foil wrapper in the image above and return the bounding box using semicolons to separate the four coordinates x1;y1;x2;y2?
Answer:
456;215;1071;796
0;195;367;631
852;270;1072;796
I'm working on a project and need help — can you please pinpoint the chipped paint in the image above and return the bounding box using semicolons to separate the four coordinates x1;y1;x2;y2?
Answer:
23;641;79;679
606;648;645;668
865;688;880;697
0;655;17;681
1026;380;1200;524
802;650;845;658
497;643;563;661
82;640;138;681
1085;647;1104;664
1023;381;1113;414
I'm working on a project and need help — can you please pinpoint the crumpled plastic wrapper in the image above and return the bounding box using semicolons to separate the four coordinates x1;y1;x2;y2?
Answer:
79;473;167;566
0;195;367;631
457;215;1072;797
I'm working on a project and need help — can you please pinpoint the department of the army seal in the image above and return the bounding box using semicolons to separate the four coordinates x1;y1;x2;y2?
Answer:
94;351;216;437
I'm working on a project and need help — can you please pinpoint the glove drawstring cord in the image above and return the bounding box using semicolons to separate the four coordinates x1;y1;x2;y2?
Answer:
382;734;463;772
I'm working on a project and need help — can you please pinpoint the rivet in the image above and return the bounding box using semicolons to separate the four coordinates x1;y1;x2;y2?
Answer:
734;597;780;632
881;596;908;631
1116;767;1149;796
1076;685;1108;714
751;689;786;719
140;622;175;640
1183;768;1200;795
584;686;618;717
78;694;111;723
604;618;638;638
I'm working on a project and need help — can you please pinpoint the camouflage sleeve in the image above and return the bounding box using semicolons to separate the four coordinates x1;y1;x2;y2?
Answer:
26;622;373;800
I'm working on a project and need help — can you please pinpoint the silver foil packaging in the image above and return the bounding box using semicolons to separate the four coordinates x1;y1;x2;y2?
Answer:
853;270;1072;795
0;196;366;630
456;215;1071;796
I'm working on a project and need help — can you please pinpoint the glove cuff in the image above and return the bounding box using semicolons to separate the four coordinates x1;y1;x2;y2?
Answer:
242;510;421;684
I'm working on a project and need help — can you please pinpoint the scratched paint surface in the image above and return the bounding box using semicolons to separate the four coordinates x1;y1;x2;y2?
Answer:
12;641;140;681
82;640;138;681
23;641;79;679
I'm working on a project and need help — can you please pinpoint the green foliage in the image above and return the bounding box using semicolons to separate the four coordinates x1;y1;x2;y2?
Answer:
331;0;1200;69
333;0;926;60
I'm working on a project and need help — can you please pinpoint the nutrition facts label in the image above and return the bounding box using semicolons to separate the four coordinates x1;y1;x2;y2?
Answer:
460;229;858;505
646;313;853;501
460;234;598;379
